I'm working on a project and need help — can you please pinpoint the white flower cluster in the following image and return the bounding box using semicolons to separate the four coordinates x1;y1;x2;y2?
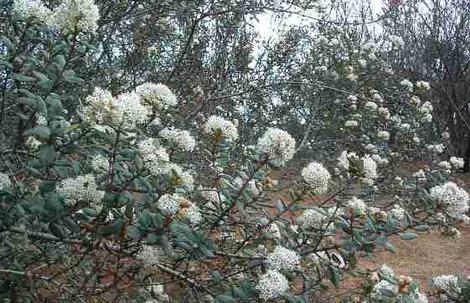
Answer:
371;154;389;166
345;197;367;214
438;161;452;173
138;138;170;175
138;139;193;188
135;82;177;110
176;196;202;225
416;81;430;91
301;162;331;194
429;182;469;221
267;246;300;271
203;115;238;142
82;88;149;130
90;154;108;172
157;194;180;216
345;120;359;128
337;151;358;171
362;155;378;185
377;100;390;111
450;156;465;170
297;208;333;230
12;0;52;25
377;130;390;141
167;164;194;188
113;92;149;128
256;128;295;166
419;101;433;122
390;205;406;221
53;0;100;34
427;143;445;154
57;174;104;207
159;127;196;152
0;173;11;191
431;275;461;295
184;207;202;225
256;270;289;300
157;194;201;224
365;101;378;111
81;87;115;126
400;79;414;91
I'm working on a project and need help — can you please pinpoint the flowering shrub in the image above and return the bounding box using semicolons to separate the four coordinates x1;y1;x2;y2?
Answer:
0;0;469;302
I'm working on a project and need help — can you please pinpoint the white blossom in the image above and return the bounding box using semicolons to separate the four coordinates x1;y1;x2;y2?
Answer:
438;161;452;171
203;115;238;142
337;151;358;171
362;155;378;184
419;101;433;114
81;87;116;126
450;156;465;170
53;0;100;34
301;162;331;194
12;0;52;25
36;115;47;126
348;95;358;103
429;182;469;220
365;101;378;111
416;81;430;91
183;205;202;225
400;79;414;91
138;139;171;175
358;59;367;68
25;136;42;149
157;194;180;216
297;208;333;230
427;144;445;154
390;205;406;221
0;173;11;191
256;128;295;166
442;132;450;141
431;275;461;295
345;120;359;128
267;246;300;271
413;169;427;181
378;107;391;119
113;92;149;128
90;154;108;172
159;127;196;152
345;197;367;214
256;270;289;300
377;130;390;141
57;174;104;207
135;82;177;110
